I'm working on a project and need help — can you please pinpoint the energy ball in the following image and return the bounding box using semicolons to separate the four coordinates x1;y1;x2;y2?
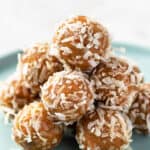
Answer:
51;15;111;72
41;70;95;125
0;74;36;116
91;56;143;111
17;42;63;94
12;101;63;150
76;107;132;150
129;83;150;134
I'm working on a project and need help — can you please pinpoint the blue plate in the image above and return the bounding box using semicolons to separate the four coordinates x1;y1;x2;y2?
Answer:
0;43;150;150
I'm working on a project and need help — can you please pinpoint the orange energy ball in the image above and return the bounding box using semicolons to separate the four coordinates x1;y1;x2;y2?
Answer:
0;74;36;116
17;42;63;94
91;56;143;111
129;83;150;134
12;101;63;150
76;107;132;150
50;16;110;72
41;71;95;125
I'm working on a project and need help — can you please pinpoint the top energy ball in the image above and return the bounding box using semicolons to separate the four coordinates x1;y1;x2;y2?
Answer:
51;16;110;72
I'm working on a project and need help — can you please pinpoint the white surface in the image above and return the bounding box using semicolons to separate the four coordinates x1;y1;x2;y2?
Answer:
0;0;150;56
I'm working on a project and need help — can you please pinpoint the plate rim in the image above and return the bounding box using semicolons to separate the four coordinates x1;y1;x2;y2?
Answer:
113;42;150;52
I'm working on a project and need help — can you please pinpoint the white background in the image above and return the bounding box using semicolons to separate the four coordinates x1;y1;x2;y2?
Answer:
0;0;150;56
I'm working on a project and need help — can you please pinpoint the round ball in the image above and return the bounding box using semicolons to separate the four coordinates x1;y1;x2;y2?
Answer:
17;42;63;94
12;101;63;150
76;107;132;150
41;70;95;125
0;74;36;116
51;16;110;72
91;56;143;111
129;83;150;134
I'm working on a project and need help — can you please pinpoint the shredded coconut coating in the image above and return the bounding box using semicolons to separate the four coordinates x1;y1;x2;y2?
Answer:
0;74;37;117
50;15;111;72
41;70;95;125
76;107;132;150
12;101;63;150
91;56;143;112
17;42;63;94
128;83;150;134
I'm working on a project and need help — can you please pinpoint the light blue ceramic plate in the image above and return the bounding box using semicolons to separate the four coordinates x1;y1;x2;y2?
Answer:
0;42;150;150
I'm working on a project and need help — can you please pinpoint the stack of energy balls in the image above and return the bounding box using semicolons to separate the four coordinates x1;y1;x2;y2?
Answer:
0;16;149;150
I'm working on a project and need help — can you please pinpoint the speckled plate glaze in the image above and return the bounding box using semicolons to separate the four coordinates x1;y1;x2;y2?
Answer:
0;42;150;150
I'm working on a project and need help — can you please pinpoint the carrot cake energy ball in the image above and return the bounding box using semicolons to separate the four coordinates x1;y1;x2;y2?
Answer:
0;74;36;116
91;56;143;111
41;70;95;125
76;108;132;150
12;101;63;150
17;42;63;94
50;15;110;72
129;83;150;134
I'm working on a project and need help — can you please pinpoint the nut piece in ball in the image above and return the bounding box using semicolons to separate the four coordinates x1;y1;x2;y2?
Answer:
41;71;95;125
51;16;110;72
76;107;132;150
12;101;63;150
0;74;36;116
17;42;63;94
129;83;150;134
91;56;143;111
